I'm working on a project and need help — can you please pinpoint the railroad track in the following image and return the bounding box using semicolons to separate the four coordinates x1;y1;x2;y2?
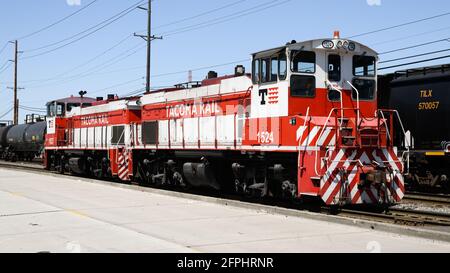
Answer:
404;192;450;206
338;207;450;227
1;161;450;228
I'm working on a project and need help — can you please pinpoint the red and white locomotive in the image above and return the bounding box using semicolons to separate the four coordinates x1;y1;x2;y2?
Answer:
44;33;406;206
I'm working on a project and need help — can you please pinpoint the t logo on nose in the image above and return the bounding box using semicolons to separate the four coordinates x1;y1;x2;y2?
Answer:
259;89;268;105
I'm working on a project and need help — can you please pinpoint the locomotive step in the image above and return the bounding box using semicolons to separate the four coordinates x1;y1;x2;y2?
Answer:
339;127;353;131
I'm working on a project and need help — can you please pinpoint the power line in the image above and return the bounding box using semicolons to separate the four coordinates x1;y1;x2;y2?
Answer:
25;43;146;89
15;0;100;41
91;76;145;95
29;57;250;104
0;60;10;71
19;105;46;111
155;58;249;77
54;43;146;82
0;108;13;119
121;87;146;97
349;11;450;39
378;54;450;70
24;0;145;53
18;34;133;84
0;42;9;56
152;0;248;30
371;25;450;46
380;48;450;64
379;38;450;55
161;0;291;37
21;0;146;60
0;62;11;75
19;104;48;114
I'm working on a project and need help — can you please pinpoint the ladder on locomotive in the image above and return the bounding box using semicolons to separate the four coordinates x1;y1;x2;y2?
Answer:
308;82;365;181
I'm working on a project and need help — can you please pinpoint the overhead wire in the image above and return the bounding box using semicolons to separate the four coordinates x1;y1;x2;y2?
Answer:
15;0;101;41
24;43;146;89
379;55;450;70
161;0;291;37
152;0;248;30
21;0;146;60
18;34;134;84
0;42;9;56
348;11;450;39
0;108;13;119
379;38;450;55
380;48;450;64
0;62;12;75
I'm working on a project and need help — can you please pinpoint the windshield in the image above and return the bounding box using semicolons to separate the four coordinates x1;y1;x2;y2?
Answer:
291;51;315;73
47;102;65;117
353;55;376;77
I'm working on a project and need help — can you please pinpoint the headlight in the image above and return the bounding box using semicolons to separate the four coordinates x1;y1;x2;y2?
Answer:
336;40;343;49
322;40;334;49
348;42;356;51
343;41;349;49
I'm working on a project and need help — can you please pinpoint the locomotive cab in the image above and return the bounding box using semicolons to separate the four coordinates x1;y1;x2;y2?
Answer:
46;96;96;117
251;32;379;120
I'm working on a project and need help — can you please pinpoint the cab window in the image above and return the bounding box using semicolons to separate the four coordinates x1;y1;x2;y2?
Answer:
47;102;65;117
271;58;278;82
351;79;376;100
353;56;376;76
328;54;341;82
291;75;315;97
261;59;269;83
279;52;287;80
66;103;80;113
291;51;315;73
252;59;260;84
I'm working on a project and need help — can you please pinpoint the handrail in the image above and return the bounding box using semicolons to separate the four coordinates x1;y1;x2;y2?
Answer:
377;109;411;174
326;80;344;121
378;109;411;148
302;107;310;130
377;110;392;143
299;107;311;174
346;81;360;128
316;108;336;148
314;107;337;176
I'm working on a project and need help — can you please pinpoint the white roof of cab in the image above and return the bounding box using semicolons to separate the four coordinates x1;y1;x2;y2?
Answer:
252;38;378;59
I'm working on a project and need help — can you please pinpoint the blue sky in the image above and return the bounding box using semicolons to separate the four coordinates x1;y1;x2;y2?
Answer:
0;0;450;121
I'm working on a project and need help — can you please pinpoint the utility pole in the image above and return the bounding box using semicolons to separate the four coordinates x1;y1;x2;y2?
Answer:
135;1;162;93
7;86;24;123
10;40;19;125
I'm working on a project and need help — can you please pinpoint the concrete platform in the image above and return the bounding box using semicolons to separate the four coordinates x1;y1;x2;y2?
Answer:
0;168;449;253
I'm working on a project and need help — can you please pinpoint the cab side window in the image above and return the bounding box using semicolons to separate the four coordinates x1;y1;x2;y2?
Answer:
291;51;316;73
252;59;260;84
279;52;287;80
261;59;269;83
291;75;315;97
253;52;287;84
271;57;278;82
